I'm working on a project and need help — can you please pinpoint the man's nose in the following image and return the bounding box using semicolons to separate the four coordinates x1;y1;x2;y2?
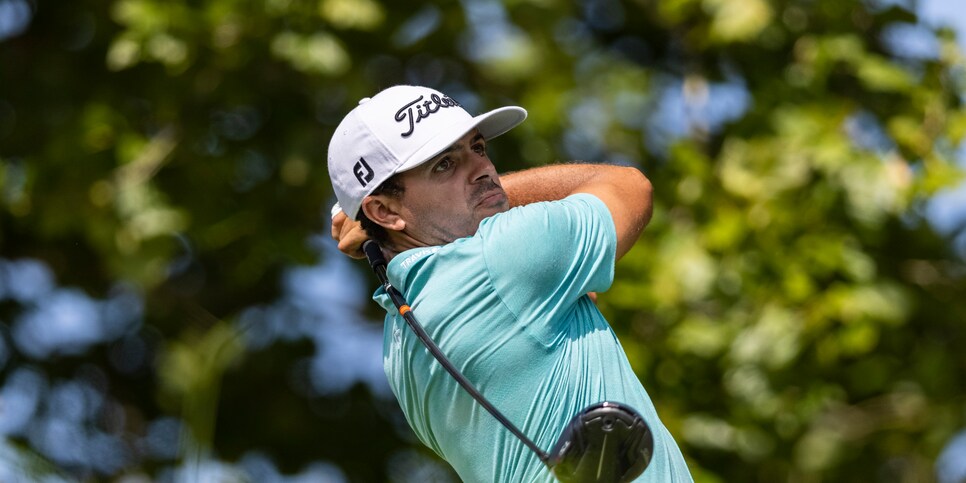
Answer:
469;158;496;183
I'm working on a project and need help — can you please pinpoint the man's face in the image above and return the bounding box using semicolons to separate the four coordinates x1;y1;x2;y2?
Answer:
394;129;509;245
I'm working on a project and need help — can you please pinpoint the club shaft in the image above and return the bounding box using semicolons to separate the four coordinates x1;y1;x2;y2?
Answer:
363;241;550;463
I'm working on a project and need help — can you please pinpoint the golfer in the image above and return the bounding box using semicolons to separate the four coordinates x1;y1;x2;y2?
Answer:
328;85;692;482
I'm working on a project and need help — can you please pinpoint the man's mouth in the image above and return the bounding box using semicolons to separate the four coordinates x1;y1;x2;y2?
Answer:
476;187;506;208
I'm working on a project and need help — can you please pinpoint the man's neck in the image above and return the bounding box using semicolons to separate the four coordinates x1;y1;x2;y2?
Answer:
383;232;432;261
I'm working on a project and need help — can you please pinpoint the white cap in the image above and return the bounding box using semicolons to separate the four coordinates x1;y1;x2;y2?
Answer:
327;85;527;220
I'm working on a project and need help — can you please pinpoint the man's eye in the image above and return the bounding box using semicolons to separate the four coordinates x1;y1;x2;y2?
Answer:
473;144;486;155
433;158;453;172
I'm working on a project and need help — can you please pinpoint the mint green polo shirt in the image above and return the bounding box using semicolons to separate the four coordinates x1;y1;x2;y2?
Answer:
375;193;691;482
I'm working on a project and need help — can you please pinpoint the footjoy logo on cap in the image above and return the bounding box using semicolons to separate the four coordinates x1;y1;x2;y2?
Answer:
394;93;461;138
353;157;374;187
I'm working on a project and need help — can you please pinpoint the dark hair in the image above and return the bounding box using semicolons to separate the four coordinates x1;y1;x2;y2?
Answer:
358;174;405;245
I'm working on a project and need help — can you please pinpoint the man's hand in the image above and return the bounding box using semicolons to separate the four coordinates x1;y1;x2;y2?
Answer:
330;209;367;259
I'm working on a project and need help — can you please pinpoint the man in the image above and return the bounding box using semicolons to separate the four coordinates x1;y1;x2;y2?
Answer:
328;85;692;482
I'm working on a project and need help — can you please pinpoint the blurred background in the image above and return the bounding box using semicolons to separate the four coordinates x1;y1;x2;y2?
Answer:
2;0;966;481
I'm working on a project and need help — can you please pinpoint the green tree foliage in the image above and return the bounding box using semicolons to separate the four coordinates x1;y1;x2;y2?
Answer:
1;0;965;481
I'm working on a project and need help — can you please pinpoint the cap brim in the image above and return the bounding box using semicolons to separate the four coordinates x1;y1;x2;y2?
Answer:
395;106;527;174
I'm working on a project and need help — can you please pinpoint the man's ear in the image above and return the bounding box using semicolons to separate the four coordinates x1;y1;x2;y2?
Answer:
361;195;406;232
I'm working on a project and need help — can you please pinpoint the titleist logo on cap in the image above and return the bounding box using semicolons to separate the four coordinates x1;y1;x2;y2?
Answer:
395;93;461;138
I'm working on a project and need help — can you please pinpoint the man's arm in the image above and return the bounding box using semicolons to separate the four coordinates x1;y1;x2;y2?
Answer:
500;163;652;260
331;163;653;260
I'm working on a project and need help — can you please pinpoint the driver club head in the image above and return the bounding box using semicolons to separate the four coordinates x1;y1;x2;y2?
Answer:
550;402;654;482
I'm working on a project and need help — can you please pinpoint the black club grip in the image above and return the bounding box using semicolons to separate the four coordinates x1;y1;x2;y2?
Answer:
362;240;387;272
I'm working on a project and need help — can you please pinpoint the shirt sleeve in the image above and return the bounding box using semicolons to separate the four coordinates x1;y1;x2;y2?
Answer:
479;193;617;331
